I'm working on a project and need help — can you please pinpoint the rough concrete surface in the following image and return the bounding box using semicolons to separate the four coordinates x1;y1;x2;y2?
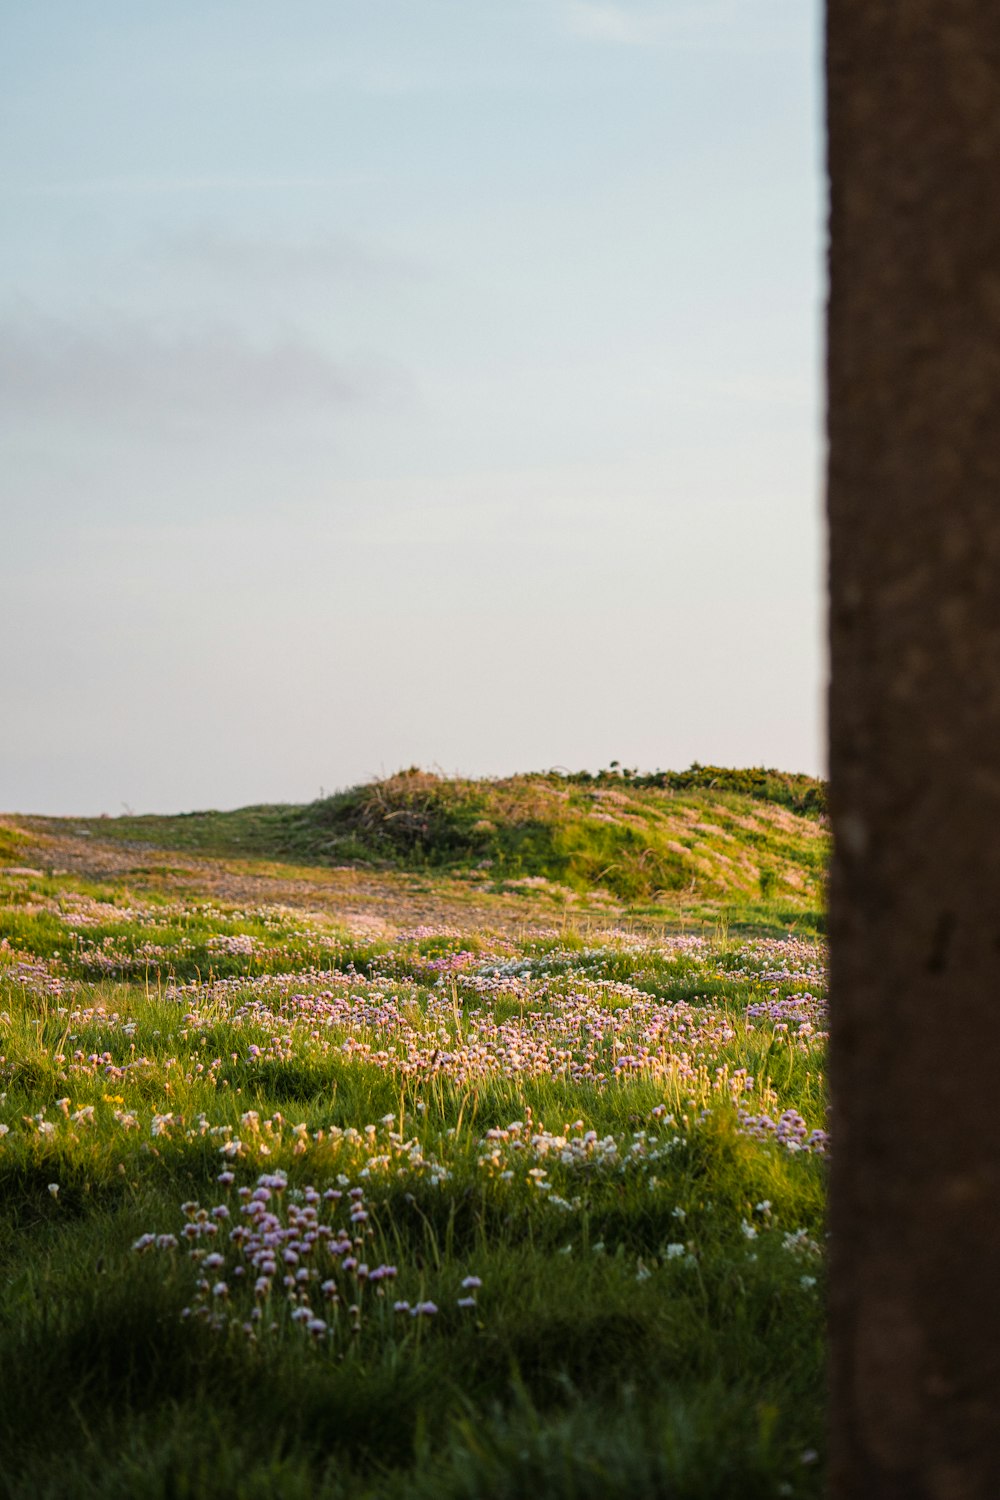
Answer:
827;2;1000;1494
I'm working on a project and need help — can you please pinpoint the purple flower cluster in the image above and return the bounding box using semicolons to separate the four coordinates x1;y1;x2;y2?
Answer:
736;1107;829;1154
133;1170;483;1345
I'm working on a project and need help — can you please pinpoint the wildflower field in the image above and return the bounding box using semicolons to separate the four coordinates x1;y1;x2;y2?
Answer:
0;776;828;1499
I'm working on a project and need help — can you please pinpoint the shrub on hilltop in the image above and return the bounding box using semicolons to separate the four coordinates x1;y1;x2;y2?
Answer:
566;764;827;819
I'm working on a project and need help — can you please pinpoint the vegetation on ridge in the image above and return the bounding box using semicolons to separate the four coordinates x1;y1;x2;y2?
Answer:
302;767;826;902
31;766;828;921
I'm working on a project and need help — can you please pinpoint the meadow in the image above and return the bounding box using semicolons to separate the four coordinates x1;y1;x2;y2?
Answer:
0;771;829;1498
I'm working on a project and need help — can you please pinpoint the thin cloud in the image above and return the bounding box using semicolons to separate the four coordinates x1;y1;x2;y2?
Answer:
564;1;654;44
0;314;385;434
561;1;796;51
157;229;427;286
8;174;355;199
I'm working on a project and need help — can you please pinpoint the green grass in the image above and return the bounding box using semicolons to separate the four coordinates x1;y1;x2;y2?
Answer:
0;783;828;1498
0;823;31;864
20;765;828;916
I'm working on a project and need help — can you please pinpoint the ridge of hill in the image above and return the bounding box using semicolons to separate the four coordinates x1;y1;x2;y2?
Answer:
9;766;828;915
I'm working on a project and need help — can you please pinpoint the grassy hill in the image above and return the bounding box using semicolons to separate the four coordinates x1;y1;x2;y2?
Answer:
15;765;828;921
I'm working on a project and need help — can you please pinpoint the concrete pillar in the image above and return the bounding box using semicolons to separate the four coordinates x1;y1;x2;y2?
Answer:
827;2;1000;1495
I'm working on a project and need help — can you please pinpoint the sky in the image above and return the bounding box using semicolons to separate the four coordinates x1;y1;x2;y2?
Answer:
1;0;825;816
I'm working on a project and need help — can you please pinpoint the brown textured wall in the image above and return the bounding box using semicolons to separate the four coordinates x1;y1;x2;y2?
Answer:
827;2;1000;1495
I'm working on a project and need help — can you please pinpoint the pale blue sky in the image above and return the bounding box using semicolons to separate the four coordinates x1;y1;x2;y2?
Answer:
2;1;824;815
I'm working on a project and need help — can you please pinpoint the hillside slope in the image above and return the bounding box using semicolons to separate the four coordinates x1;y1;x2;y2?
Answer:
12;767;828;913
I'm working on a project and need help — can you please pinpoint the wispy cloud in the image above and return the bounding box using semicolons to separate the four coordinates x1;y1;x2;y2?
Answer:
7;174;357;199
563;1;657;44
0;314;392;433
560;1;796;51
156;229;427;286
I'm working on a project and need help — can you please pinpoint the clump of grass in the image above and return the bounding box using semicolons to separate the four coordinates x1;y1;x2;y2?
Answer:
0;821;31;864
281;768;828;908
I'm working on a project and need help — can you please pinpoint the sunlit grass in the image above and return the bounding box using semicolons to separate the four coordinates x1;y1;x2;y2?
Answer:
0;817;827;1498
